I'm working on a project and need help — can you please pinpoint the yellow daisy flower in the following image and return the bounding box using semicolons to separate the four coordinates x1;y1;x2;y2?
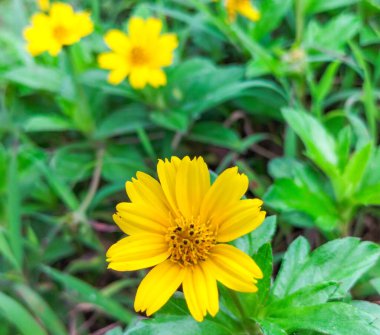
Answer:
23;2;93;57
107;156;266;322
98;17;178;89
225;0;260;22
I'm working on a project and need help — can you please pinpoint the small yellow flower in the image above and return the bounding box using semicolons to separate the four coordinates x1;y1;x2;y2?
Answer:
98;17;178;89
37;0;49;11
225;0;260;22
23;2;93;57
107;156;266;321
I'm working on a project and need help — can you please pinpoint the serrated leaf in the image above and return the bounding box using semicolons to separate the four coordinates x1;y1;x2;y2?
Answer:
267;302;378;335
273;238;380;299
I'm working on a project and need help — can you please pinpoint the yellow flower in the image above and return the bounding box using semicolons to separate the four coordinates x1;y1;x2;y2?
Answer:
23;2;93;57
225;0;260;22
107;156;266;321
37;0;49;11
98;17;178;89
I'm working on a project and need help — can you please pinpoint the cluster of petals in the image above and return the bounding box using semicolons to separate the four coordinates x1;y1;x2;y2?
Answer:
24;2;93;56
98;17;178;89
107;156;266;321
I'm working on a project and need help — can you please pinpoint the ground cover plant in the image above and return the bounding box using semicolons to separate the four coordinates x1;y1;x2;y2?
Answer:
0;0;379;334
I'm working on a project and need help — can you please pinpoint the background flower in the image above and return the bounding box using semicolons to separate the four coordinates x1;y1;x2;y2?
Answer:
24;2;93;56
98;17;178;89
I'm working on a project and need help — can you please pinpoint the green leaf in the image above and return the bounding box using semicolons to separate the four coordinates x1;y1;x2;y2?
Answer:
305;0;358;13
189;122;242;151
6;149;23;267
256;320;287;335
267;302;379;335
371;278;380;294
272;237;310;298
252;0;292;39
0;292;47;335
340;142;372;197
264;178;339;231
95;107;152;139
305;14;361;51
150;110;189;132
2;65;62;92
23;115;74;132
351;301;380;330
268;282;339;312
43;266;133;324
234;215;277;256
125;316;231;335
14;284;66;335
272;238;380;299
282;108;339;178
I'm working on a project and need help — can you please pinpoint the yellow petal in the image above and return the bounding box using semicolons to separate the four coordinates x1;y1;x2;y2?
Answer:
125;171;170;221
157;157;182;214
200;262;219;316
175;157;210;218
98;52;128;70
207;244;262;292
104;29;130;54
74;12;94;38
145;17;163;40
108;69;128;85
183;265;219;321
154;34;178;67
37;0;50;11
134;260;185;315
183;267;206;322
129;67;149;89
106;234;170;271
148;69;167;88
49;2;74;24
216;199;265;242
113;204;168;235
200;167;248;224
236;0;260;22
128;17;146;43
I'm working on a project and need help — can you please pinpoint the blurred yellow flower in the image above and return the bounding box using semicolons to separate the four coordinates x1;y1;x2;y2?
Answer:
37;0;49;11
24;2;93;57
98;17;178;89
107;156;265;321
226;0;260;22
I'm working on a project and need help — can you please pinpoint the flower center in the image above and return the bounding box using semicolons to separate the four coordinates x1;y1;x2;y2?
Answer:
53;26;69;42
130;47;150;66
166;216;216;267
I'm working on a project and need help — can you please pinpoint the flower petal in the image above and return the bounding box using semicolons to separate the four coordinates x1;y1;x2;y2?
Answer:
157;157;182;214
125;171;170;222
183;264;219;321
128;17;146;43
236;0;260;21
129;67;149;89
113;202;168;235
98;52;128;70
104;29;130;53
154;34;178;67
216;199;265;242
207;244;262;292
148;69;167;88
108;69;128;85
107;234;170;271
145;17;163;40
134;260;185;315
175;157;210;218
200;167;248;224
